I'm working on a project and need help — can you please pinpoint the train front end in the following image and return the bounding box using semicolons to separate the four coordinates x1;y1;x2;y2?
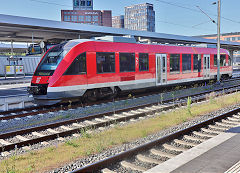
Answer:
28;42;67;105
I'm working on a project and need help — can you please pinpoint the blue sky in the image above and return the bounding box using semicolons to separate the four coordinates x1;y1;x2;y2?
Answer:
0;0;240;36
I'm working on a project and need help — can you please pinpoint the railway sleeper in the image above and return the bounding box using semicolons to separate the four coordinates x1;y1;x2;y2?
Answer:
174;139;197;147
46;128;59;134
104;116;117;120
32;131;45;137
72;123;85;128
215;122;236;128
145;106;159;112
113;114;126;118
227;117;240;122
94;118;108;122
15;135;29;142
120;161;147;172
0;139;12;146
122;112;135;116
201;128;221;134
162;144;187;153
84;120;98;125
101;168;117;173
1;151;11;157
192;131;216;138
183;135;206;143
138;108;150;113
136;154;163;164
222;119;240;125
208;125;228;131
233;115;240;119
60;126;73;131
130;110;145;114
150;148;176;159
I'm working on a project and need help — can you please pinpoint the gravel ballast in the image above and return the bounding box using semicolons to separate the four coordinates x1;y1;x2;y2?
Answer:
50;101;240;173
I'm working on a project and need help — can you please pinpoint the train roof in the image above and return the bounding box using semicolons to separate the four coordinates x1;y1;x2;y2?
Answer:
65;37;228;54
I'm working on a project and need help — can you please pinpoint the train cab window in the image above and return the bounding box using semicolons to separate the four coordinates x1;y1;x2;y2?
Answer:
34;43;67;76
214;54;226;66
193;54;201;72
96;52;115;73
182;54;191;73
139;53;149;71
170;54;180;74
120;53;135;72
64;52;86;75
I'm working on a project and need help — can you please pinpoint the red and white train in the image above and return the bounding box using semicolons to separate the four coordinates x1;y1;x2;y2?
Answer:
28;37;232;105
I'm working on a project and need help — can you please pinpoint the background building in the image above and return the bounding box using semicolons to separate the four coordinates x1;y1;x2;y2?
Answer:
73;0;93;10
61;10;112;26
112;15;124;28
199;32;240;62
124;3;155;32
200;32;240;42
61;0;112;27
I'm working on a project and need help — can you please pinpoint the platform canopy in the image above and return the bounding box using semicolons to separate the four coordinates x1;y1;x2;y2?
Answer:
0;13;240;50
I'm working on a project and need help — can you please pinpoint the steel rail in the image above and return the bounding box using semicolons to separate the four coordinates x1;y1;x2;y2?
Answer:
0;79;239;152
71;107;240;172
0;79;239;153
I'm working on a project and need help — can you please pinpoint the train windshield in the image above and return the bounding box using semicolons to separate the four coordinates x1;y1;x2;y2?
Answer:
34;43;67;76
34;39;91;76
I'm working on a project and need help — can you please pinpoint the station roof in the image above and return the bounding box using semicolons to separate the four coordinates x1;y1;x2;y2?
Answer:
0;13;240;50
0;43;27;53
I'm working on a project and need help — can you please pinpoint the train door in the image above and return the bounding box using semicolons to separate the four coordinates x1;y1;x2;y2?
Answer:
156;54;167;85
203;54;210;78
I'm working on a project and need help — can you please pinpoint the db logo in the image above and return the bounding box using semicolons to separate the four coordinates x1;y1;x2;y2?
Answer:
36;77;41;83
136;57;139;66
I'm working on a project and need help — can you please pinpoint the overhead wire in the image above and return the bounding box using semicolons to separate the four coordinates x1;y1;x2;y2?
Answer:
28;0;72;7
154;0;240;25
25;0;217;32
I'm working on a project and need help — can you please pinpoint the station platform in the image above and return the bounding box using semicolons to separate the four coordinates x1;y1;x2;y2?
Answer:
0;76;32;85
146;126;240;173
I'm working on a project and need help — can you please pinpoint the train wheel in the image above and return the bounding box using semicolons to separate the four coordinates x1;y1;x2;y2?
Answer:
84;89;98;102
107;87;119;100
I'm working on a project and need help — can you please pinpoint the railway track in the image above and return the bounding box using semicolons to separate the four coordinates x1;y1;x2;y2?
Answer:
0;83;238;157
0;78;240;122
71;107;240;173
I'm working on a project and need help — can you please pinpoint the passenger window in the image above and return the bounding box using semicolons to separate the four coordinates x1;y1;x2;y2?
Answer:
193;54;201;72
64;52;86;75
139;53;149;71
220;54;226;66
96;52;115;73
170;54;180;74
120;53;135;72
214;55;217;66
182;54;191;73
214;54;226;66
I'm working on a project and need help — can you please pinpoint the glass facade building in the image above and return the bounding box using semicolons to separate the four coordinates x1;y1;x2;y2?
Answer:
125;3;155;32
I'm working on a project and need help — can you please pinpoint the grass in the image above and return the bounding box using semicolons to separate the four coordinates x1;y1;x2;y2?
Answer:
0;92;240;173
